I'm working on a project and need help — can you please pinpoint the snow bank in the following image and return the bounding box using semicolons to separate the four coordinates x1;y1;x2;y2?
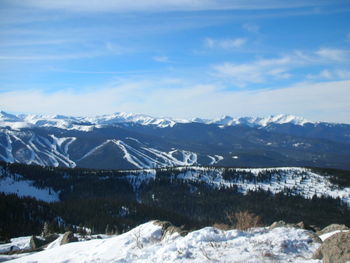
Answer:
7;221;321;263
0;236;31;253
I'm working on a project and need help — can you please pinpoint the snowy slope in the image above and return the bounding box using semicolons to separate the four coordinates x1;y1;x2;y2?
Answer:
0;168;59;202
0;236;31;253
0;129;76;167
0;128;201;169
77;138;198;169
123;167;350;206
7;221;321;263
1;164;349;206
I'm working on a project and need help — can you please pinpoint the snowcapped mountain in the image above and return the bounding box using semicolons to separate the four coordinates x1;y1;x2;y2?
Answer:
1;110;350;170
197;114;310;127
0;111;190;130
0;111;313;131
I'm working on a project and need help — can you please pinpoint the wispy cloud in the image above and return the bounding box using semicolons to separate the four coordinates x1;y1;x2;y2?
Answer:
212;55;293;86
0;39;74;48
307;69;350;80
212;48;350;87
1;79;349;123
315;48;348;62
153;56;169;63
0;51;106;61
205;37;247;49
306;69;333;79
5;0;328;13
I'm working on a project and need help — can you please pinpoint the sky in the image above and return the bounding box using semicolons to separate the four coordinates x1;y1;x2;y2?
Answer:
0;0;350;123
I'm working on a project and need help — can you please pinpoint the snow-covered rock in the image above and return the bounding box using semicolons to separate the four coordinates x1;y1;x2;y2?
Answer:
6;221;322;263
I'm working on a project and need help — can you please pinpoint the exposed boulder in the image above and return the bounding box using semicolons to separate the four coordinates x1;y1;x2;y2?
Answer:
305;231;323;244
44;233;59;244
29;236;47;250
270;220;288;229
269;220;297;229
269;221;322;244
153;220;188;240
316;224;349;236
270;221;317;232
313;231;350;263
60;231;78;245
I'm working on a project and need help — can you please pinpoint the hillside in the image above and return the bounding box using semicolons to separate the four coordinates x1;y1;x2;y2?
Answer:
1;162;350;238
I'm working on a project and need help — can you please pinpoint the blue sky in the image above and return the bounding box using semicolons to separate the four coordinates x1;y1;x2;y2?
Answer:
0;0;350;123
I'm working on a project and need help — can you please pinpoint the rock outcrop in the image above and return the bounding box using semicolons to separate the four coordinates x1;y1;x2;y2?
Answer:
60;231;78;245
313;231;350;263
316;224;349;236
153;220;188;240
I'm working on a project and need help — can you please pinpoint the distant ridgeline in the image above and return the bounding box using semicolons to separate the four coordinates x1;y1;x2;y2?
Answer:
1;161;350;238
1;111;350;170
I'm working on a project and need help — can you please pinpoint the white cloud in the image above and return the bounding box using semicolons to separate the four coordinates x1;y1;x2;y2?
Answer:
212;48;350;87
307;69;350;80
212;55;293;86
205;37;247;49
1;79;349;123
315;48;348;62
153;56;169;63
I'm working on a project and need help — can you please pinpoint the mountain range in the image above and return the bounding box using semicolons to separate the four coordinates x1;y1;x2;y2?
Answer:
1;111;350;170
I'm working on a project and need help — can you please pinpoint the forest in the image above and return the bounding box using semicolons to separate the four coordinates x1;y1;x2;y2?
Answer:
1;161;350;238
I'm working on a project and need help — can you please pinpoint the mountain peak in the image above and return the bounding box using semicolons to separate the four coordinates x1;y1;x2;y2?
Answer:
0;110;315;131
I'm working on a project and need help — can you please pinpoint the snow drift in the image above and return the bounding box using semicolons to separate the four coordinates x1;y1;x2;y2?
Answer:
6;221;321;263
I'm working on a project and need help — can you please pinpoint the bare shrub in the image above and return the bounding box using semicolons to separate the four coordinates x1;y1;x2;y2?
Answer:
226;211;262;231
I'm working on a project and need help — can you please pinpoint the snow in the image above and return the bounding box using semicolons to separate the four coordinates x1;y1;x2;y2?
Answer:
0;236;31;253
200;114;311;127
319;230;349;241
0;130;76;168
45;235;64;250
0;111;314;131
78;138;199;169
0;170;59;202
120;167;350;206
207;155;223;165
6;221;321;263
0;132;15;163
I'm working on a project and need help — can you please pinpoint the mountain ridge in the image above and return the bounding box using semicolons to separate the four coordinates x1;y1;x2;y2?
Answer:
1;110;350;170
0;110;321;130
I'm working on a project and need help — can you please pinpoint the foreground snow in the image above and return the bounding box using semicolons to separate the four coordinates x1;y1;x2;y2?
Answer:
7;221;321;263
0;236;31;254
